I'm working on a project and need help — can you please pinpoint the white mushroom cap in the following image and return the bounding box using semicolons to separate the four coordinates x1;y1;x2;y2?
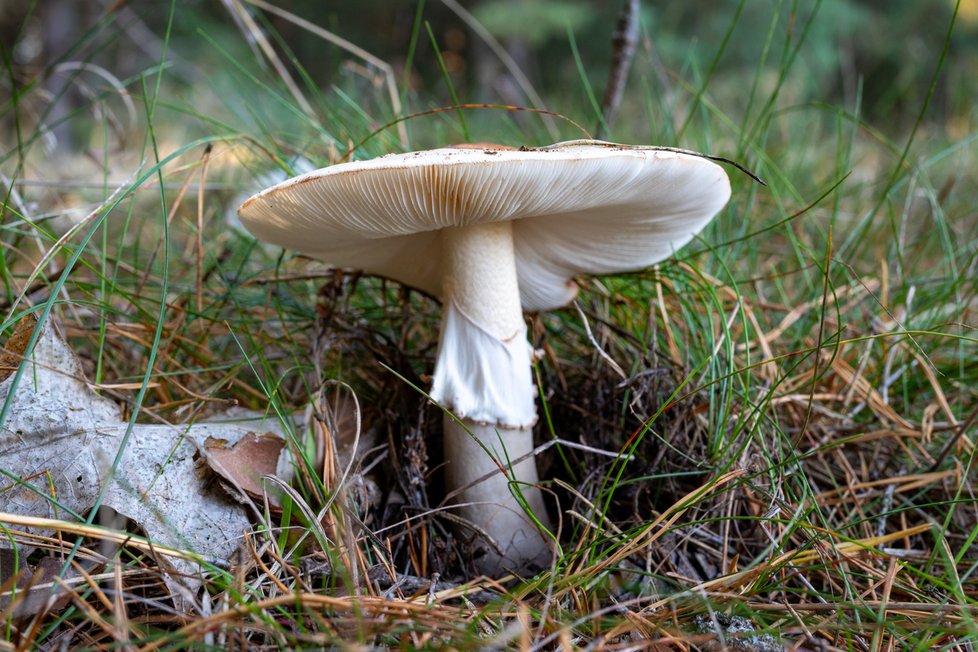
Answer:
238;141;731;312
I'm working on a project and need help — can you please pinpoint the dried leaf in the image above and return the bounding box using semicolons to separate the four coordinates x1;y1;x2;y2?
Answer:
0;550;73;621
204;432;287;505
0;314;38;382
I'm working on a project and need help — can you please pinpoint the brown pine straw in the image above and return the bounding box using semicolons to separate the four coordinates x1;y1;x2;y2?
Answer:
811;469;958;506
638;523;931;608
60;559;137;648
723;277;881;352
747;601;978;617
136;593;470;652
593;524;935;642
825;353;917;430
571;470;748;579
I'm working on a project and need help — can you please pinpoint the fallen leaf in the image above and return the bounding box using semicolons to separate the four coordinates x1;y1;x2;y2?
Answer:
0;549;73;621
0;314;37;382
204;432;288;506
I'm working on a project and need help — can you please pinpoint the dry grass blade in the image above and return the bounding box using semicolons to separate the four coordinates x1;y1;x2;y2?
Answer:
137;593;469;652
2;170;137;322
223;0;316;117
828;353;917;430
632;524;932;614
0;514;218;566
737;279;881;351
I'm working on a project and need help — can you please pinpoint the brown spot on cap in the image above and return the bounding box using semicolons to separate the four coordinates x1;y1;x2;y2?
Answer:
447;142;516;151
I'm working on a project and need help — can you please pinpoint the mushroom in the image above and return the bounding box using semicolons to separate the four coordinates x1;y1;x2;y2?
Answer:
238;140;731;575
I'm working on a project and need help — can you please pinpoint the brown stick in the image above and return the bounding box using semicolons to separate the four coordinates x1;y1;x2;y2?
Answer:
598;0;641;139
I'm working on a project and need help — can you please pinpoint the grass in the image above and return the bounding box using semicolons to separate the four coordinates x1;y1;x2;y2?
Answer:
1;0;976;648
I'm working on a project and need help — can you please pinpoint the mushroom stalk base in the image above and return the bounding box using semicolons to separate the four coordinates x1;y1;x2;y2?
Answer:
443;418;552;575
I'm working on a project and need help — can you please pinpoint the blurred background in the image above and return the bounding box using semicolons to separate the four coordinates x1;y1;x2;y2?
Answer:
2;0;975;156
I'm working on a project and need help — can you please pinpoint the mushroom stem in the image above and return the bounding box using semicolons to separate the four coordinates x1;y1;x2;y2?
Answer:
432;220;552;574
442;419;551;573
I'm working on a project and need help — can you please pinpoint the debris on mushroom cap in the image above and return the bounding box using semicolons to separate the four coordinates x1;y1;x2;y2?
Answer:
447;142;516;152
238;140;732;312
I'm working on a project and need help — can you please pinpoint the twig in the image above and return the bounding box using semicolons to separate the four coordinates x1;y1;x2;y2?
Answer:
574;301;626;380
928;405;978;472
597;0;640;139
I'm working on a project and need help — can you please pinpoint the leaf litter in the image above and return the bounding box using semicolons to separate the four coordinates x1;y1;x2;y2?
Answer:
0;315;292;615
